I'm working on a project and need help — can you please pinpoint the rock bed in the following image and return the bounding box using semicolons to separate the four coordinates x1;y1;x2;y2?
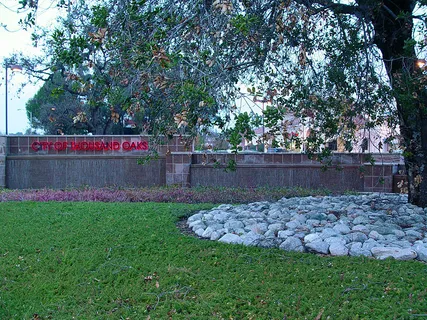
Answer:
187;193;427;262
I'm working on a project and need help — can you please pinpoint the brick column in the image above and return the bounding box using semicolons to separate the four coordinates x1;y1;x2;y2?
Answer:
166;152;192;187
0;136;7;188
363;164;395;193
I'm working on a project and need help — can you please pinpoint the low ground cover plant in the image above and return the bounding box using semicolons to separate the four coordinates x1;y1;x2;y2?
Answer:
0;186;333;203
0;199;426;319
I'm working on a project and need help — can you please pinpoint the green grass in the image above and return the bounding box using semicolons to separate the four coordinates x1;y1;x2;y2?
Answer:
1;202;426;319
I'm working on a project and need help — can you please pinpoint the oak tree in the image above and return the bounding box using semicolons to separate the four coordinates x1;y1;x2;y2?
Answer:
13;0;427;207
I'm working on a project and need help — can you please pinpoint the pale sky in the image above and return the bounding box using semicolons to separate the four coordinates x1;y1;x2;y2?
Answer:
0;0;60;134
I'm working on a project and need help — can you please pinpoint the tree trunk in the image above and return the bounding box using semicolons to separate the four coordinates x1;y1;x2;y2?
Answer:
400;116;427;207
371;0;427;207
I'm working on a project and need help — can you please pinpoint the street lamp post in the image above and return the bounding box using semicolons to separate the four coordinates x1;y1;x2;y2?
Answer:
4;63;23;135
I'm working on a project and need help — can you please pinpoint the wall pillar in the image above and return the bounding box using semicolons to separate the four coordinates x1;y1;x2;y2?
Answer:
166;152;192;187
363;164;396;193
0;136;7;188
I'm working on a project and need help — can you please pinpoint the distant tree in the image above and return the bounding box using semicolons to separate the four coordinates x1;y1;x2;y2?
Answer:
26;74;83;134
13;1;126;134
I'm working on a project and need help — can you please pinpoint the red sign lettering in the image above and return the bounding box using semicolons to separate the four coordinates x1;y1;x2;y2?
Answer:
31;141;40;151
122;141;131;150
31;140;149;153
137;141;149;150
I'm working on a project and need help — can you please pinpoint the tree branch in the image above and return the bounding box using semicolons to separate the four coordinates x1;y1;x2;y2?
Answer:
297;0;364;16
381;4;398;19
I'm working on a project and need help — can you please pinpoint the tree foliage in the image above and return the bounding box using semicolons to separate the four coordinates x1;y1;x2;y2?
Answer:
26;72;91;134
11;0;427;207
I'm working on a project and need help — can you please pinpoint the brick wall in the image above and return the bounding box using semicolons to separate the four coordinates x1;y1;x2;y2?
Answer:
189;152;401;193
166;152;192;187
4;135;403;192
362;164;396;192
5;135;189;189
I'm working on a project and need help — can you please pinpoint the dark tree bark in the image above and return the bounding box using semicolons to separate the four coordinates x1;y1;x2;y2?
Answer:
369;0;427;207
301;0;426;206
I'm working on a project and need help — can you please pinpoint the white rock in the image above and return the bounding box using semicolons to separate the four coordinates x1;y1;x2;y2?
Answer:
349;242;371;257
389;240;412;248
210;231;223;241
242;232;263;246
279;237;305;252
268;223;284;232
264;230;277;238
414;244;427;262
394;230;405;238
217;204;233;210
352;225;370;234
224;220;245;230
327;214;338;222
368;230;384;240
371;247;417;261
333;224;351;234
202;213;213;221
306;241;329;254
405;230;423;241
250;223;268;234
353;216;369;225
304;233;321;243
329;242;349;256
294;232;307;240
285;220;301;230
218;233;243;245
189;220;205;230
187;213;203;222
346;232;368;243
213;212;231;222
324;237;346;245
195;228;205;237
294;215;307;223
320;228;339;239
201;227;214;238
278;230;295;238
362;239;378;251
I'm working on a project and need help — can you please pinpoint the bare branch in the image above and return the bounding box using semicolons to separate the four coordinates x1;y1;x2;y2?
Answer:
297;0;365;16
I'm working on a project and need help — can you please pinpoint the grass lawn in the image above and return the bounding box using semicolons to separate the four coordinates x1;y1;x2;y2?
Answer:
1;201;426;319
